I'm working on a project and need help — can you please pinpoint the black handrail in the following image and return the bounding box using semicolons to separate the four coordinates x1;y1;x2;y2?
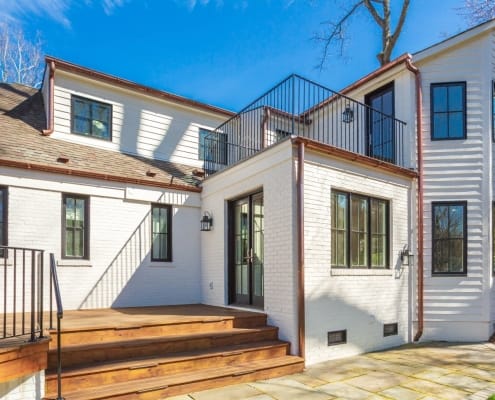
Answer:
204;74;409;176
49;253;64;400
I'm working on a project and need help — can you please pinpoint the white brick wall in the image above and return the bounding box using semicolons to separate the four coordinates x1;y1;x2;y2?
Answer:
303;151;414;365
0;167;201;310
0;371;44;400
201;141;299;353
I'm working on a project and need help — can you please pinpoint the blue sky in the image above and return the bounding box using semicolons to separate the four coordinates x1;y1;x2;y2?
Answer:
1;0;469;111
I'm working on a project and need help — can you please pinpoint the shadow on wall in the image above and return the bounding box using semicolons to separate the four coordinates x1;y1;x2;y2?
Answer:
305;264;408;362
78;205;154;309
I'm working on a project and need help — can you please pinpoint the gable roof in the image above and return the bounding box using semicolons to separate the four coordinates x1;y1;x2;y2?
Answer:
45;56;235;118
0;83;202;192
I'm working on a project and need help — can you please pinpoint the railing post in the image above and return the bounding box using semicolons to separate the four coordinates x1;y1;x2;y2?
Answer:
39;251;44;339
30;249;36;342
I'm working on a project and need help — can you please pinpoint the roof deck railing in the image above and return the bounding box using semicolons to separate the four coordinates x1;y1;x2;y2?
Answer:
204;74;408;176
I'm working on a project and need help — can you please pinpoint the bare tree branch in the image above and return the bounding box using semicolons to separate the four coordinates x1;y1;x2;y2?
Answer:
313;1;364;70
314;0;410;68
458;0;495;25
0;22;43;88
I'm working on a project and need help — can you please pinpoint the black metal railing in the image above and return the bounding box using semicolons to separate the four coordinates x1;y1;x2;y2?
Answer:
204;74;408;175
1;247;64;398
1;246;45;341
49;253;64;400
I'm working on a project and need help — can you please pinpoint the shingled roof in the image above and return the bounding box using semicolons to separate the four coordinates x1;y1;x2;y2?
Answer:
0;83;202;192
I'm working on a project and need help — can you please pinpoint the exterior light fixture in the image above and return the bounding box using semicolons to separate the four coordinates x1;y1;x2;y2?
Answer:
342;104;354;124
200;211;213;231
400;247;414;266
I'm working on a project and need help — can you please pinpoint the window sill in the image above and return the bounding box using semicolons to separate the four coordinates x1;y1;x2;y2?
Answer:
331;268;393;277
57;260;92;267
148;261;174;268
431;273;467;277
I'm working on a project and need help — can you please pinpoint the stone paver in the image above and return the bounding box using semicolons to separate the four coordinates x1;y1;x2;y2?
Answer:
180;342;495;400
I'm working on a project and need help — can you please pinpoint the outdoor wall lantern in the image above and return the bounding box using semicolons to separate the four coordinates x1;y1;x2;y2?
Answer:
342;104;354;124
400;246;414;266
200;211;213;231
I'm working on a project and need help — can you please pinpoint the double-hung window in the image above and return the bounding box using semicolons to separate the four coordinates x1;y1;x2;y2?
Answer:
331;191;389;269
62;194;89;259
71;95;112;140
0;187;7;257
431;82;466;140
199;128;227;165
432;202;467;275
151;204;172;262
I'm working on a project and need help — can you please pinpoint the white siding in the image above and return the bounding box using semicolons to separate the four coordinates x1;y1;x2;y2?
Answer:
418;34;493;340
0;167;201;310
303;151;413;365
50;71;228;168
201;141;299;354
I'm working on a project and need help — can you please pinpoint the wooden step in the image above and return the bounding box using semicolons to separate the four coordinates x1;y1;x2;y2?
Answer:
48;313;267;350
48;326;279;368
46;340;290;393
44;355;305;400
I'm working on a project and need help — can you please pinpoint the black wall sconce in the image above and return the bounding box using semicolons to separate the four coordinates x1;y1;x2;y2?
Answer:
400;246;414;266
342;104;354;124
200;211;213;231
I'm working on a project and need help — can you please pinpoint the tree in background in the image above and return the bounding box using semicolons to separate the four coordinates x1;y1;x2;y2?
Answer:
0;22;43;88
314;0;410;68
459;0;495;25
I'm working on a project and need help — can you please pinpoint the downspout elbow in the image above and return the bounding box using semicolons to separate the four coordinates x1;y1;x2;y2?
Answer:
405;55;424;342
42;61;56;136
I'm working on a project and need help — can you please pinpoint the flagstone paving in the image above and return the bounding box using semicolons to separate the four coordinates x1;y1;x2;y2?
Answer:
167;341;495;399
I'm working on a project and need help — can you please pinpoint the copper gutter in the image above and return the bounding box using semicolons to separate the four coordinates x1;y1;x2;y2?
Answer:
41;61;55;136
296;139;305;359
0;158;201;193
45;56;234;118
405;55;424;342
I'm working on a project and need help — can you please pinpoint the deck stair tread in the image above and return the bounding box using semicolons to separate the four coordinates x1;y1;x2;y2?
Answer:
45;340;288;378
45;356;304;400
48;326;278;354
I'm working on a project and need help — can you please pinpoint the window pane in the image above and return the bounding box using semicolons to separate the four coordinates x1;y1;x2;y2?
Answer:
433;114;448;139
448;112;464;138
448;85;463;112
74;229;83;257
151;205;170;260
433;203;466;274
72;96;111;140
433;86;448;112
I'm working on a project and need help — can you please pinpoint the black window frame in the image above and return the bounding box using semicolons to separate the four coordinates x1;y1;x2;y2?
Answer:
0;187;7;257
151;204;172;262
62;194;90;260
71;95;113;141
198;128;227;165
430;82;467;141
432;201;467;276
331;190;390;269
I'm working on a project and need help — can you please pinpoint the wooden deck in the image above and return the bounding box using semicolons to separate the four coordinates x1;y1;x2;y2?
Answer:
39;304;304;400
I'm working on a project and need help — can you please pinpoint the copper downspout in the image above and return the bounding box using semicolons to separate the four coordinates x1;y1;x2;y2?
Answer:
296;141;305;359
405;55;424;342
42;61;56;136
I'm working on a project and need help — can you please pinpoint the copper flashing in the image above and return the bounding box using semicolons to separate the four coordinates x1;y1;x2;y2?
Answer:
0;159;201;193
292;137;417;179
44;56;234;118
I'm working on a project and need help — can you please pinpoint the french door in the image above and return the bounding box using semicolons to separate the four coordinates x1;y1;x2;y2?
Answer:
229;192;264;308
365;83;395;163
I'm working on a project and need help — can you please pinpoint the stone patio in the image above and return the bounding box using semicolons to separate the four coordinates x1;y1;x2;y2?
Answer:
169;342;495;400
